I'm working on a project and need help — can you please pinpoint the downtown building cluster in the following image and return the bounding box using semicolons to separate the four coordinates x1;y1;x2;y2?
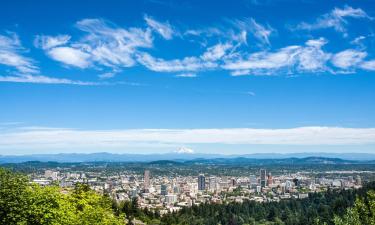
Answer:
32;168;364;214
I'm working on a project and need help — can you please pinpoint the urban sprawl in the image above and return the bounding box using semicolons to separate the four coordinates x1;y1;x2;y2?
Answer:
31;168;365;215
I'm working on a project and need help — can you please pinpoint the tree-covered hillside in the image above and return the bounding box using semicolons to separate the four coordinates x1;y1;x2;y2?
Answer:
0;168;124;225
157;183;375;225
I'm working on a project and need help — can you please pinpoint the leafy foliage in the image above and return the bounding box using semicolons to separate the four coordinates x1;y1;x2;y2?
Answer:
0;168;124;225
334;190;375;225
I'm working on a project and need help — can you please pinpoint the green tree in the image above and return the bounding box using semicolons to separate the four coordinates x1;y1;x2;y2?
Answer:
0;168;124;225
334;190;375;225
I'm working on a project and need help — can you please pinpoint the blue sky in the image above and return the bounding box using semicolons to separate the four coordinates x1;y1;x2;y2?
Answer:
0;0;375;155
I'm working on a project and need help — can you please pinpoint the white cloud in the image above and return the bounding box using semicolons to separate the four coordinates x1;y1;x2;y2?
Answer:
98;71;117;79
75;18;153;68
136;42;233;74
223;46;299;72
297;38;331;72
24;15;375;78
249;18;273;45
1;126;375;151
36;18;153;72
360;60;375;71
231;18;274;46
47;47;91;68
231;70;251;76
137;52;217;72
351;36;366;45
295;5;371;35
0;33;39;74
0;74;98;85
0;32;106;85
331;49;367;69
144;15;174;40
176;73;197;78
34;35;71;50
201;43;232;61
223;38;330;74
245;91;256;96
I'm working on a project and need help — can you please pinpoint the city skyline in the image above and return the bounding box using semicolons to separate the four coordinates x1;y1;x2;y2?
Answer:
1;0;375;154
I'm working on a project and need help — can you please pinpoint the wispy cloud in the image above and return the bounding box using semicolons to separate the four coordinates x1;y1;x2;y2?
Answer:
331;49;367;70
0;33;39;74
0;74;99;85
24;9;375;79
1;126;375;152
230;70;251;76
232;18;274;46
176;73;197;78
34;35;71;50
223;38;330;75
295;5;372;36
360;60;375;71
36;18;153;74
136;52;217;72
34;35;91;69
201;43;233;61
144;15;175;40
249;18;273;45
0;32;99;85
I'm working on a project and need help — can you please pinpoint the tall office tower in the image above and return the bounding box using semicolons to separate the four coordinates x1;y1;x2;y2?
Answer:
144;170;150;190
267;172;273;186
260;169;267;188
198;174;206;191
209;177;217;191
161;184;168;195
355;175;362;186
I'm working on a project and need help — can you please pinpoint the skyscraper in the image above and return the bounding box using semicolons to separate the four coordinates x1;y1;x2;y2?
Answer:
209;177;217;191
260;169;267;188
144;170;150;190
267;172;273;186
198;174;206;191
161;184;168;195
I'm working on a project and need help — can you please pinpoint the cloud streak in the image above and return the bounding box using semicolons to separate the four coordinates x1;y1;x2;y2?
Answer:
0;74;100;85
1;126;375;152
295;5;372;36
223;38;330;75
144;15;175;40
36;18;153;73
0;33;101;85
0;33;39;74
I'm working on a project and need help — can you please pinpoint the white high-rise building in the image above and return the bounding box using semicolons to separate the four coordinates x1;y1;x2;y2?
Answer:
165;194;177;204
209;177;217;191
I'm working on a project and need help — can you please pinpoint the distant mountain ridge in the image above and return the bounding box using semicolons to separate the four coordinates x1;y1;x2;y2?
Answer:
1;152;375;164
182;156;370;165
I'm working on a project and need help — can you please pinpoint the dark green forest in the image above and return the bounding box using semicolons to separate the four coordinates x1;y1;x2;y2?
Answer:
156;185;374;225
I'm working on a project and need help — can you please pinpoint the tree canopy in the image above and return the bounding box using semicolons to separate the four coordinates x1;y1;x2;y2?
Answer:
0;168;124;225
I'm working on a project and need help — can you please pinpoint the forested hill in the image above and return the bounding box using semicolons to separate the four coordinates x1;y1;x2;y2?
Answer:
156;182;375;225
2;152;375;163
